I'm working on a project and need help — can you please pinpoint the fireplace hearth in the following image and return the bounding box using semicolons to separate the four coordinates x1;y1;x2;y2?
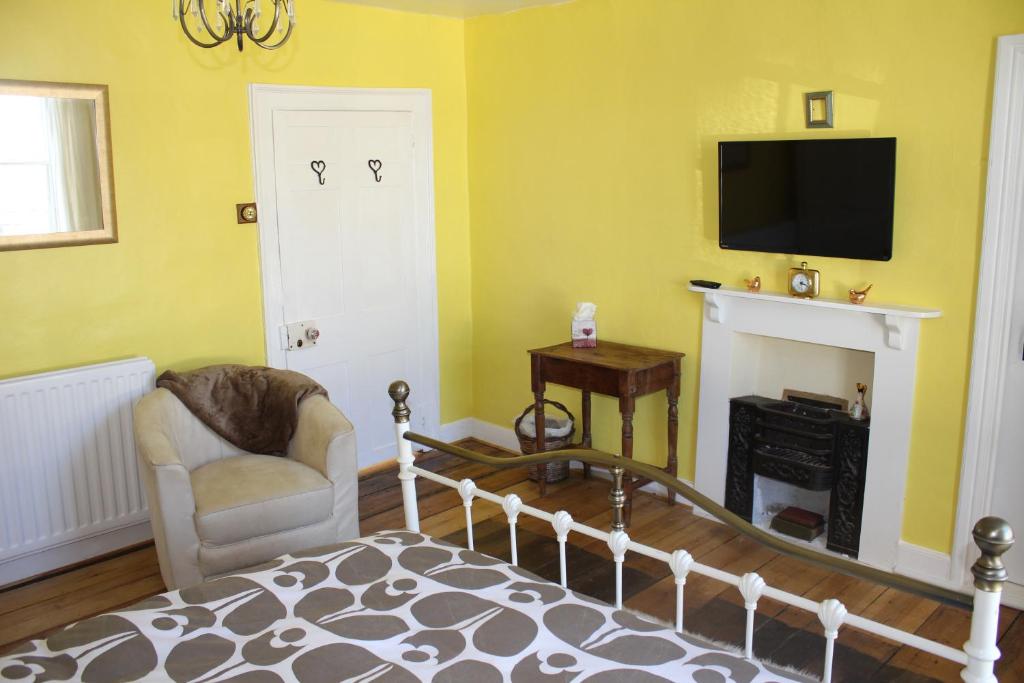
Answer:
725;395;870;557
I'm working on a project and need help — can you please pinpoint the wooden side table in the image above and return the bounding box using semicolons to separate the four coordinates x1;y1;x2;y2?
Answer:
528;340;684;526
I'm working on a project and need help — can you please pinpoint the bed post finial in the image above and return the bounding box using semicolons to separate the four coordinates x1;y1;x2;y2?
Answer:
971;517;1014;592
389;380;411;423
389;380;419;533
962;516;1014;683
609;463;626;532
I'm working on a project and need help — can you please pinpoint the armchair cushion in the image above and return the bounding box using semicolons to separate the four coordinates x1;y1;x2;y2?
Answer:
191;454;333;546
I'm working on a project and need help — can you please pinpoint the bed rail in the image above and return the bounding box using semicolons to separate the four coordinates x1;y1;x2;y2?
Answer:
388;381;1013;683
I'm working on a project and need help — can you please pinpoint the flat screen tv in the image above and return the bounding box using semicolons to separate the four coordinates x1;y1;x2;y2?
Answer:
718;138;896;261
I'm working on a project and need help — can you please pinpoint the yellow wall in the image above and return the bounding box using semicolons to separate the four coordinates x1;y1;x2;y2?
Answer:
4;0;1024;555
464;0;1024;552
0;0;474;421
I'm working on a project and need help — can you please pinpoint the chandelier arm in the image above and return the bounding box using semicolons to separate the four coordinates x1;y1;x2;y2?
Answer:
179;16;230;48
251;14;294;50
178;1;231;48
196;0;233;42
246;0;285;44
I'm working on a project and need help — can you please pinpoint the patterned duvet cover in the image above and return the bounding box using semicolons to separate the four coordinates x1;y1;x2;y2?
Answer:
0;531;808;682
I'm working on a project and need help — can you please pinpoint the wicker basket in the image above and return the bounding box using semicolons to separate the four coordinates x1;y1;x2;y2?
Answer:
514;400;575;483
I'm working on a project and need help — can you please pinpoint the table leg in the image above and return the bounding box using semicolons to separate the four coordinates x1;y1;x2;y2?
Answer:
534;390;547;496
620;395;635;527
667;393;678;506
581;391;592;479
667;363;681;506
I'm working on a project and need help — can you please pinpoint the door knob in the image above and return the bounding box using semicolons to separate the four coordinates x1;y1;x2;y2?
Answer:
283;321;320;350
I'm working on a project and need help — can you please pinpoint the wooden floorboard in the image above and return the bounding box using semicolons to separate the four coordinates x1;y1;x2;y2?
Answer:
0;436;1019;682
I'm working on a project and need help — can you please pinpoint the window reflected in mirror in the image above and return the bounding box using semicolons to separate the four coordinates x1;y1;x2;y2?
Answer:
0;81;116;251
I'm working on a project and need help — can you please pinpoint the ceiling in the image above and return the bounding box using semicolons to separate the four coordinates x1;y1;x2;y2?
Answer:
331;0;574;19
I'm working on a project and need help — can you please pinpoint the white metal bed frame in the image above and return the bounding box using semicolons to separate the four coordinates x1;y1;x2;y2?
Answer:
388;381;1014;683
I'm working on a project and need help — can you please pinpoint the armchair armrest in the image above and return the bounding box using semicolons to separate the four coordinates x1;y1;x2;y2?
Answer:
289;395;357;482
133;389;202;589
134;390;187;468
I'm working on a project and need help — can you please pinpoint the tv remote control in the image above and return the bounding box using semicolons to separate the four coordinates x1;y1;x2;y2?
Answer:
690;279;722;289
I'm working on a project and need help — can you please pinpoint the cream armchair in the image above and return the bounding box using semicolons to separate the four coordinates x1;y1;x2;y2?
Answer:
134;388;359;590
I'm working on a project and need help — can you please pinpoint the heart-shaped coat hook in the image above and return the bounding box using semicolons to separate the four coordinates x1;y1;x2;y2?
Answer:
368;159;383;183
310;160;326;186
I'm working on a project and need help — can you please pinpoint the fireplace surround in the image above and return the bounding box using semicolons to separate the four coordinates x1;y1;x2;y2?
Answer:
690;284;940;570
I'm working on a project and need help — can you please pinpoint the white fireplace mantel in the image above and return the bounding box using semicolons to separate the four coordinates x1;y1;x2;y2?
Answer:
689;284;941;571
690;285;941;350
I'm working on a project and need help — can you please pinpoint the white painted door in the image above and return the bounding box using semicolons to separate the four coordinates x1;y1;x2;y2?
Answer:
957;35;1024;607
987;245;1024;591
251;87;440;470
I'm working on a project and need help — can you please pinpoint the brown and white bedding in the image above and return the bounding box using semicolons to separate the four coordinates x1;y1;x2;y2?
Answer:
0;532;808;682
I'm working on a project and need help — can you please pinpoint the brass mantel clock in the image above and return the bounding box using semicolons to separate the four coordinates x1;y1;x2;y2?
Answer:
788;261;820;299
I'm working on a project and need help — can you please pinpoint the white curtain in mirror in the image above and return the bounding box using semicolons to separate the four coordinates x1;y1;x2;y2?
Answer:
0;95;102;236
46;97;102;232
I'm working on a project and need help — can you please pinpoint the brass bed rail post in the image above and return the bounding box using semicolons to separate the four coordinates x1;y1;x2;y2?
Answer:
609;465;626;532
389;381;420;533
607;465;629;608
962;517;1014;683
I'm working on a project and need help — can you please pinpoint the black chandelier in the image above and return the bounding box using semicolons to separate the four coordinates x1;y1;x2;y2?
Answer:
172;0;296;52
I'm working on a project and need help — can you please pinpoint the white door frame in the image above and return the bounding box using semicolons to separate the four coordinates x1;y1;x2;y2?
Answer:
248;83;442;438
953;35;1024;599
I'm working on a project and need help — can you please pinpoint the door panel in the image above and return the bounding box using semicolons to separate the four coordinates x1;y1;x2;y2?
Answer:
988;243;1024;587
267;106;430;468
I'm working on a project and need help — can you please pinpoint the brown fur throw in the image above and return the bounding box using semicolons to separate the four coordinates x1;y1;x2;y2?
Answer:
156;365;328;456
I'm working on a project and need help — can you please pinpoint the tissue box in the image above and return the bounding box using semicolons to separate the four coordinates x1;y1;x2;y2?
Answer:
571;319;597;348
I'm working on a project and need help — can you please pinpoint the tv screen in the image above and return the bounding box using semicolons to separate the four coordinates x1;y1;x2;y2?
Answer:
718;138;896;261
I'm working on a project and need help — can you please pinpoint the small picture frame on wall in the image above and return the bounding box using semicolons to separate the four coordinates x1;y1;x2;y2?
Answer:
804;90;834;128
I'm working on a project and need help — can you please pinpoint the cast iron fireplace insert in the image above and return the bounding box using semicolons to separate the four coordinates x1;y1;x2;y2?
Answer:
724;395;870;558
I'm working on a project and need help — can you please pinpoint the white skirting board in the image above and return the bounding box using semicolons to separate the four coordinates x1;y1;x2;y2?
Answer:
895;541;1024;608
440;416;520;452
896;541;957;591
0;521;152;588
438;417;478;444
439;418;968;596
1004;583;1024;611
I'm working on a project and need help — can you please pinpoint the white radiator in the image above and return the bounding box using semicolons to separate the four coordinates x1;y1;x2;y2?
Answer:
0;357;156;585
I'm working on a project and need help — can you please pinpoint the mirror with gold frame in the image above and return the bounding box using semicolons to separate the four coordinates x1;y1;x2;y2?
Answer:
0;80;117;251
